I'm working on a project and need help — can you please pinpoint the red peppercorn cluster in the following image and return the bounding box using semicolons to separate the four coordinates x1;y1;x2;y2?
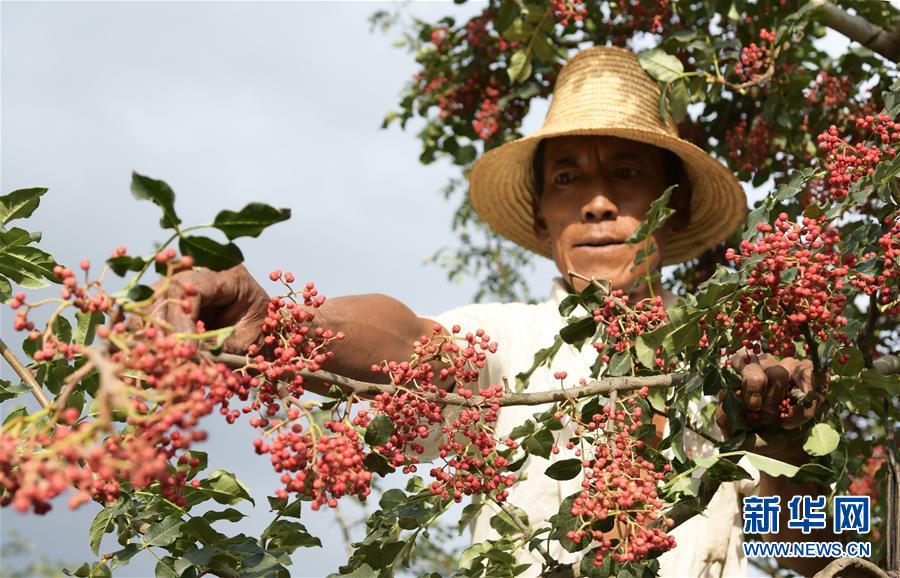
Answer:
1;316;231;513
567;393;675;566
604;0;672;43
355;325;517;502
736;28;775;83
723;214;851;356
550;0;586;27
850;213;900;318
591;292;670;370
816;115;900;201
849;445;885;507
806;71;852;110
725;116;778;178
257;420;371;511
473;87;501;140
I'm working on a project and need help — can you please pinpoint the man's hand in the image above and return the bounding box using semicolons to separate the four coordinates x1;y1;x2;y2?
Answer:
146;264;270;355
715;350;824;461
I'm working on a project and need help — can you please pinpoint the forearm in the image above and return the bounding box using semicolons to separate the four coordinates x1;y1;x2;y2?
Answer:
305;293;436;385
758;447;833;576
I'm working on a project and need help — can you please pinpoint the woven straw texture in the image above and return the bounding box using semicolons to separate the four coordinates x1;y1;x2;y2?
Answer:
468;45;747;265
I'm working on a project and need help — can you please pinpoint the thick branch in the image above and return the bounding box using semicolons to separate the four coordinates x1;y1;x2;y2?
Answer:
812;0;900;62
0;337;50;408
214;351;683;406
811;556;890;578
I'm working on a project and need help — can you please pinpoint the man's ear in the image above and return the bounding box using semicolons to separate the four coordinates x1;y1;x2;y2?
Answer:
532;196;550;243
666;174;693;233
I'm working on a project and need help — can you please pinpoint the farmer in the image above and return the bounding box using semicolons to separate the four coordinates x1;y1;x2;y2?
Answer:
157;47;831;576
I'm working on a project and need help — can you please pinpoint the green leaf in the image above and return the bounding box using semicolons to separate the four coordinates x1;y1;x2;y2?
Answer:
509;420;536;440
365;414;395;446
204;470;255;505
459;502;484;534
803;423;840;456
131;172;181;229
859;370;900;394
143;516;184;547
327;564;377;578
64;563;91;577
202;507;246;524
212;203;291;240
524;428;554;459
0;228;58;288
668;80;689;123
508;50;533;84
0;187;48;225
155;558;179;578
626;185;676;244
544;459;582;481
263;519;322;553
0;276;11;302
515;336;563;392
495;0;520;33
75;311;105;346
637;48;684;83
89;508;116;554
126;284;155;303
178;236;243;271
182;516;228;545
267;496;303;519
51;315;72;343
606;350;633;377
745;453;801;478
0;379;29;402
108;544;141;571
106;255;147;277
363;452;396;476
560;316;596;344
549;493;586;553
489;505;530;537
696;456;752;482
459;542;492;571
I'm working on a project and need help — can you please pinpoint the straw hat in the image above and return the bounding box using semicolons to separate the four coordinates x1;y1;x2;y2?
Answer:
468;45;747;265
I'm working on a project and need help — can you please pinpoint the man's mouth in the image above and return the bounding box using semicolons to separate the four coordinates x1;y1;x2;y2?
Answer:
573;238;627;249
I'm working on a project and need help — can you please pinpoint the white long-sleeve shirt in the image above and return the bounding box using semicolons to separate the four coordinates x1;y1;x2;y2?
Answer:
422;277;759;578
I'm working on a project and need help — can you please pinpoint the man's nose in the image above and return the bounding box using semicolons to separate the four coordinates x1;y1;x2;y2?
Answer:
581;190;618;223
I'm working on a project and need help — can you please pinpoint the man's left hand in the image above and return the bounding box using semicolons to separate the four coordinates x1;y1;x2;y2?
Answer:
715;350;824;463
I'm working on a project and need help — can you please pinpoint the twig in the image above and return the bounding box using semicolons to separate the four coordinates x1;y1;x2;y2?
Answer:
0;337;49;408
568;271;637;316
333;503;355;557
491;496;554;566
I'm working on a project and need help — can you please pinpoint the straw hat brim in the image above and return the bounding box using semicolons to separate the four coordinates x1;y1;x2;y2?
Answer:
468;125;747;266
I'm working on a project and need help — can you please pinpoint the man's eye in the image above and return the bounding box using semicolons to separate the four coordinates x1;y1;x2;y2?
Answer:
554;172;577;185
615;166;640;179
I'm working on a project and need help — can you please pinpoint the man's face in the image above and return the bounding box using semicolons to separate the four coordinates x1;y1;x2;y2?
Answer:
533;135;673;294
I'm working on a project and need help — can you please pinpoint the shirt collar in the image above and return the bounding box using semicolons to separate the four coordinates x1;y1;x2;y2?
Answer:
547;276;678;308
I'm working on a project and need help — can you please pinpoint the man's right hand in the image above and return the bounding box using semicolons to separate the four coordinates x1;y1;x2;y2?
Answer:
150;264;270;355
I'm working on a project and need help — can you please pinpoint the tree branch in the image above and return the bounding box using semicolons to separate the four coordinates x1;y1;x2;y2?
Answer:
811;0;900;62
214;351;684;407
0;337;49;408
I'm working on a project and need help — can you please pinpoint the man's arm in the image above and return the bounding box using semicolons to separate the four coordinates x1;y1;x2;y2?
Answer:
307;293;442;383
153;265;440;392
717;351;835;576
758;447;834;576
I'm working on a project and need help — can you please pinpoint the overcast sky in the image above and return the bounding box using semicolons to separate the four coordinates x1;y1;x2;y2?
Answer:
0;1;883;576
0;2;551;575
